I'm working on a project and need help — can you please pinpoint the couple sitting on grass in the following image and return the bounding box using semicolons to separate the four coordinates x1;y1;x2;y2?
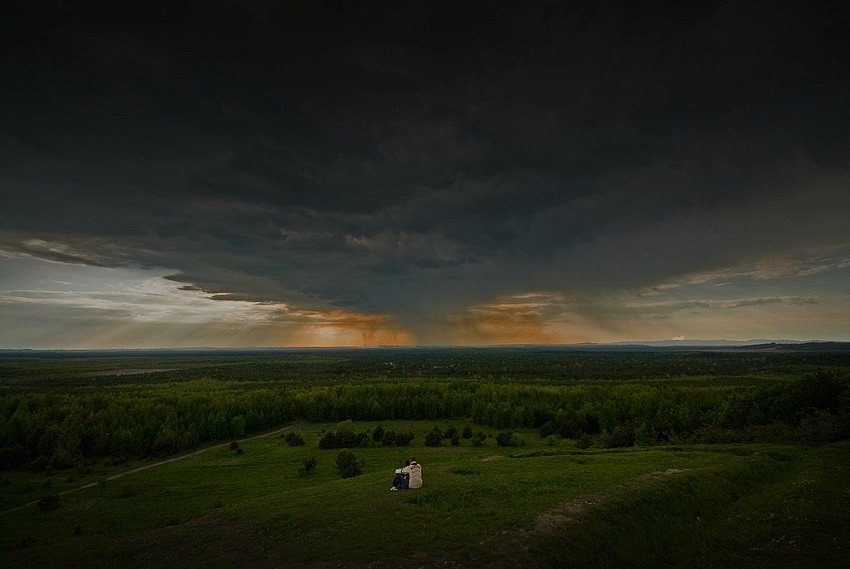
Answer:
390;456;422;490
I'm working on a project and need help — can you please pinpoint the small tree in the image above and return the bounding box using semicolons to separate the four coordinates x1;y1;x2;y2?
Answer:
299;456;318;477
372;424;385;442
335;450;362;479
634;423;654;447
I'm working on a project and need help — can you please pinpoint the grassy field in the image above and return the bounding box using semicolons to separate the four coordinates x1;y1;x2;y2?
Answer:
3;420;848;569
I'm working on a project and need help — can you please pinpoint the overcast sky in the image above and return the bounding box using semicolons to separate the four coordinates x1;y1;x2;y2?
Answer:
2;1;849;348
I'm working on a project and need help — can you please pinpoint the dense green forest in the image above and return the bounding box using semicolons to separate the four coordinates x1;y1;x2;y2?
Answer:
1;347;849;470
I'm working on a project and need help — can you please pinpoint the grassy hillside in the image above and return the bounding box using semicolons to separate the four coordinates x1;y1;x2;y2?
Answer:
3;421;848;568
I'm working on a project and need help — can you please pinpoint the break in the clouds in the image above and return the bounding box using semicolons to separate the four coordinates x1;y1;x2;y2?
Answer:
1;1;849;348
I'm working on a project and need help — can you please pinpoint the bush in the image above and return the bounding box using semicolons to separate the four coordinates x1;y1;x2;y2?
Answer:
539;421;557;438
450;434;460;446
462;426;473;439
372;424;385;442
319;429;368;449
284;432;305;446
394;432;414;447
335;450;362;479
575;433;593;449
229;441;240;451
443;426;458;440
471;433;486;447
299;456;318;477
424;428;443;447
382;430;397;445
605;425;635;448
495;431;515;447
49;449;76;470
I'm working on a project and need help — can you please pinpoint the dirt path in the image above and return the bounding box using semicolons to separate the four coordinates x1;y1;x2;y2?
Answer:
0;421;304;516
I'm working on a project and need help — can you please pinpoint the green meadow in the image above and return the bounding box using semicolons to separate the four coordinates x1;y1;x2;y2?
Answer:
1;347;849;568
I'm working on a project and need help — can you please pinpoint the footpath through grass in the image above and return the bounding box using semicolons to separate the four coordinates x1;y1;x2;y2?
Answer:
2;422;848;569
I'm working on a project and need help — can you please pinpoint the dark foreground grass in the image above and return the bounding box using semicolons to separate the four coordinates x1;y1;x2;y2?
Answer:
1;422;847;569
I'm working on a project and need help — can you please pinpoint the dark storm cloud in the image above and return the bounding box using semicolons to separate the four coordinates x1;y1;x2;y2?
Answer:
2;1;849;343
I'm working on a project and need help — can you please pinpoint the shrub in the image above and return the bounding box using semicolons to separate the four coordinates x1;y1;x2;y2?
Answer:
424;428;443;447
471;433;486;447
382;430;397;445
443;426;458;440
372;424;385;442
284;432;305;446
605;425;635;448
575;433;593;449
49;448;75;470
495;431;515;447
539;421;557;438
450;434;460;446
229;441;240;451
462;426;473;439
335;450;362;479
394;432;414;447
299;456;318;477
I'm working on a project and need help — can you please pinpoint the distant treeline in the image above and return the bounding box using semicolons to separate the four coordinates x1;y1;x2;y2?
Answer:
5;348;850;390
1;370;848;470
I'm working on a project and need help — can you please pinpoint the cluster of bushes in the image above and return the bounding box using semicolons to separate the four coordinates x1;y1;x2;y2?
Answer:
424;425;480;447
370;425;414;446
318;420;369;449
495;431;525;447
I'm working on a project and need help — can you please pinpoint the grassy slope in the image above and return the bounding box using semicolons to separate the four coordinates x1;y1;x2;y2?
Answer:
2;422;848;569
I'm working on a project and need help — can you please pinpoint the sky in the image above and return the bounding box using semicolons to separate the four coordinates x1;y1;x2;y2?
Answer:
1;1;849;349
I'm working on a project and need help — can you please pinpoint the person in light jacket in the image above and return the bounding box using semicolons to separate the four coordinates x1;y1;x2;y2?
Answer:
402;457;422;489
